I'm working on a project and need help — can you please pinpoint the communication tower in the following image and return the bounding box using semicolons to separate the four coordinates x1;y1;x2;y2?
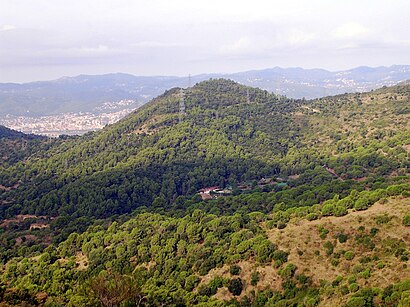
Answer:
179;89;185;123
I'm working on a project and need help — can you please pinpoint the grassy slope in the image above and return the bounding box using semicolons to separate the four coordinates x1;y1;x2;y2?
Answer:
198;195;410;305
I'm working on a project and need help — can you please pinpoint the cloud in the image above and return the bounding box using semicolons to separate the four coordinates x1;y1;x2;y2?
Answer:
218;28;318;58
332;22;369;39
287;30;317;46
131;41;184;48
219;37;257;55
1;24;16;31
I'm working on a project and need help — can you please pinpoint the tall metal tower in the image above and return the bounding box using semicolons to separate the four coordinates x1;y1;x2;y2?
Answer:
247;88;250;103
179;88;185;123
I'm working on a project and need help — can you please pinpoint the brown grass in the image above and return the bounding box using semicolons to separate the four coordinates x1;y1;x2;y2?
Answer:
196;196;409;304
266;196;410;306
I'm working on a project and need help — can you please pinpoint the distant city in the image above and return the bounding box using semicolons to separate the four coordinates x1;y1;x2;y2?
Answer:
0;99;139;137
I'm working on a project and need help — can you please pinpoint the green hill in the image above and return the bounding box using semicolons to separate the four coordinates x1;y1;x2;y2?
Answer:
0;125;50;168
0;79;408;306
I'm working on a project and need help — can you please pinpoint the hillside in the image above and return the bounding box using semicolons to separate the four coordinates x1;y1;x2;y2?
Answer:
0;125;50;167
0;195;408;305
0;125;38;139
0;80;408;306
0;80;408;227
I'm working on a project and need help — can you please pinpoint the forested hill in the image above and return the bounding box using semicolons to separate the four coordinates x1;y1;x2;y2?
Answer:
0;125;41;140
0;79;409;306
2;80;300;217
0;79;409;232
0;125;50;167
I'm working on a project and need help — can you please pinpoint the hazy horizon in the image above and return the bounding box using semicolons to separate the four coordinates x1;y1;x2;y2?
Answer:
1;0;409;83
1;64;410;85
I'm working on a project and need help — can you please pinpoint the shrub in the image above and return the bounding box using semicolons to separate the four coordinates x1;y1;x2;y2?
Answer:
354;198;369;211
251;272;260;286
370;228;379;237
322;203;334;216
346;296;366;306
197;284;213;296
185;275;201;291
340;285;350;295
348;276;357;284
228;278;243;296
336;233;348;243
306;213;318;221
375;214;392;225
358;268;371;279
229;265;241;276
376;262;385;269
332;275;343;287
318;226;329;239
324;241;334;256
349;283;359;293
403;214;410;226
344;251;355;261
334;205;348;217
272;250;289;263
279;263;297;280
255;240;276;263
208;276;225;294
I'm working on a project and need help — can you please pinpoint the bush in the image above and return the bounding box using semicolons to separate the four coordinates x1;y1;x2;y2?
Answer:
344;251;355;261
306;213;318;221
251;272;260;286
185;275;201;291
324;241;334;256
349;283;359;293
358;268;371;279
279;263;297;280
336;233;348;243
197;284;213;296
208;276;225;294
228;278;243;296
375;214;392;225
272;250;289;263
334;205;348;217
376;262;385;269
354;198;369;211
403;214;410;226
346;296;366;306
255;240;276;263
229;265;241;276
318;226;329;239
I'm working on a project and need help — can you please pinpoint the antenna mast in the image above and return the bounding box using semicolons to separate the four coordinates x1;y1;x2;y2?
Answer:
179;88;185;123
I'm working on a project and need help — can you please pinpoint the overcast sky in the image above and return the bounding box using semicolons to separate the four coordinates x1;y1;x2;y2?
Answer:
0;0;409;82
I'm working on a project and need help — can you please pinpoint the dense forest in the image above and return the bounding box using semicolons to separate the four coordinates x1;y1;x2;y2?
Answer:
0;79;409;306
0;125;53;167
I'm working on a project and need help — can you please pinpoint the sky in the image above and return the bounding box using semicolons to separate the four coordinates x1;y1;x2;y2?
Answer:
0;0;409;83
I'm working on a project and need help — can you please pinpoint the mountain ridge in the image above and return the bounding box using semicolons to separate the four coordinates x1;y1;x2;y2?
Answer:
1;65;409;117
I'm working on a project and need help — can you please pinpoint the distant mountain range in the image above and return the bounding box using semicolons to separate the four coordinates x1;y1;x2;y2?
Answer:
0;65;409;117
